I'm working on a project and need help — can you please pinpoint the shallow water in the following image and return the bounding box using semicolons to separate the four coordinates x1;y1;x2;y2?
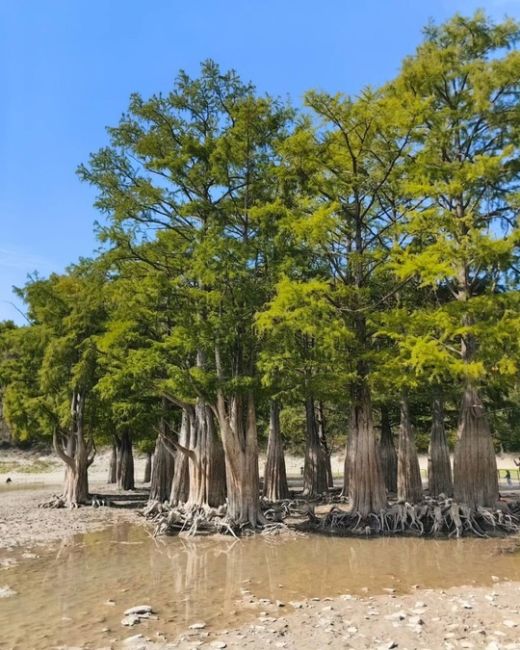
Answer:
1;524;520;649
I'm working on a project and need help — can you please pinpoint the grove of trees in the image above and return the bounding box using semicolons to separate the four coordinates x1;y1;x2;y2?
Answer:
1;13;520;535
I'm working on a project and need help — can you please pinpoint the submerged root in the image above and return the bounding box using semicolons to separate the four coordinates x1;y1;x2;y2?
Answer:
310;497;519;538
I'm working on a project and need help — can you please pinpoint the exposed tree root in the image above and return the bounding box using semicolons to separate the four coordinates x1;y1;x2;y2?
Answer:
308;496;519;538
144;500;289;537
39;494;69;509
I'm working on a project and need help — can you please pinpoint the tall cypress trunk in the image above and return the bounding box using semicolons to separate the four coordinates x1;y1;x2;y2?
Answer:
428;391;453;496
452;234;498;507
349;381;387;516
161;400;226;508
187;401;226;507
117;429;135;490
453;385;498;508
317;401;333;488
170;409;191;506
379;405;397;494
303;396;329;496
107;439;117;484
218;391;261;526
397;393;422;503
53;392;93;507
143;451;152;483
263;400;289;501
149;423;175;503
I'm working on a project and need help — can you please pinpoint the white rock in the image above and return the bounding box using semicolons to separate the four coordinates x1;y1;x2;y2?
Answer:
503;620;517;628
122;634;145;645
189;622;207;629
0;585;16;598
485;642;500;650
211;643;227;649
121;615;140;627
124;605;154;616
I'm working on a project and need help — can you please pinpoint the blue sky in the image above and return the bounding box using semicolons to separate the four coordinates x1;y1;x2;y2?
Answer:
1;0;519;323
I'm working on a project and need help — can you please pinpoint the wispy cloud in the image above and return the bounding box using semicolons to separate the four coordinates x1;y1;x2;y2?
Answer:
0;247;55;274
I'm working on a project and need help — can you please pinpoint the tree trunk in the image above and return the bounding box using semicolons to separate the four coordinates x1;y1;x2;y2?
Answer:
379;405;397;494
60;433;90;506
117;430;135;490
453;385;498;508
143;451;152;483
349;382;387;516
107;439;117;484
149;425;175;503
397;393;423;503
218;392;262;526
170;409;191;506
428;392;453;496
317;401;333;488
342;430;354;496
163;400;227;508
303;396;329;496
187;401;226;507
53;392;93;507
263;400;289;501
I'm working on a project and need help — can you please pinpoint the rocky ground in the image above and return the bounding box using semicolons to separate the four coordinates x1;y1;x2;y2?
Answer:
125;580;520;650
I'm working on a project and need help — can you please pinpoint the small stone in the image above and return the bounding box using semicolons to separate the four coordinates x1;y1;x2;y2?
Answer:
408;616;424;626
122;634;145;645
104;599;116;606
346;626;358;634
189;622;207;629
415;601;426;608
492;576;500;582
121;615;140;627
289;601;304;609
211;642;227;649
124;605;154;616
276;600;285;607
486;642;500;650
503;620;517;628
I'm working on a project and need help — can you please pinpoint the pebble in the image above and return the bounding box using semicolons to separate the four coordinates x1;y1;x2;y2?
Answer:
211;642;227;649
502;620;518;628
121;614;140;627
189;622;207;629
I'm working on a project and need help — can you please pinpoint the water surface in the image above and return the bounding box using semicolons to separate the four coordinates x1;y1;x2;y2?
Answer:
1;524;520;649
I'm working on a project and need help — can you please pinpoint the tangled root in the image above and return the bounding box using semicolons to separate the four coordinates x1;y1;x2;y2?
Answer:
311;496;519;538
144;500;289;537
39;495;69;509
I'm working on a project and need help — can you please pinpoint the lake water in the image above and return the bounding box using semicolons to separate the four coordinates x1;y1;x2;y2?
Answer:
1;523;520;649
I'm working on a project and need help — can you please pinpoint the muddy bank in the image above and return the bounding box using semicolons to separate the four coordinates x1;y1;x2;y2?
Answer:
0;486;141;550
